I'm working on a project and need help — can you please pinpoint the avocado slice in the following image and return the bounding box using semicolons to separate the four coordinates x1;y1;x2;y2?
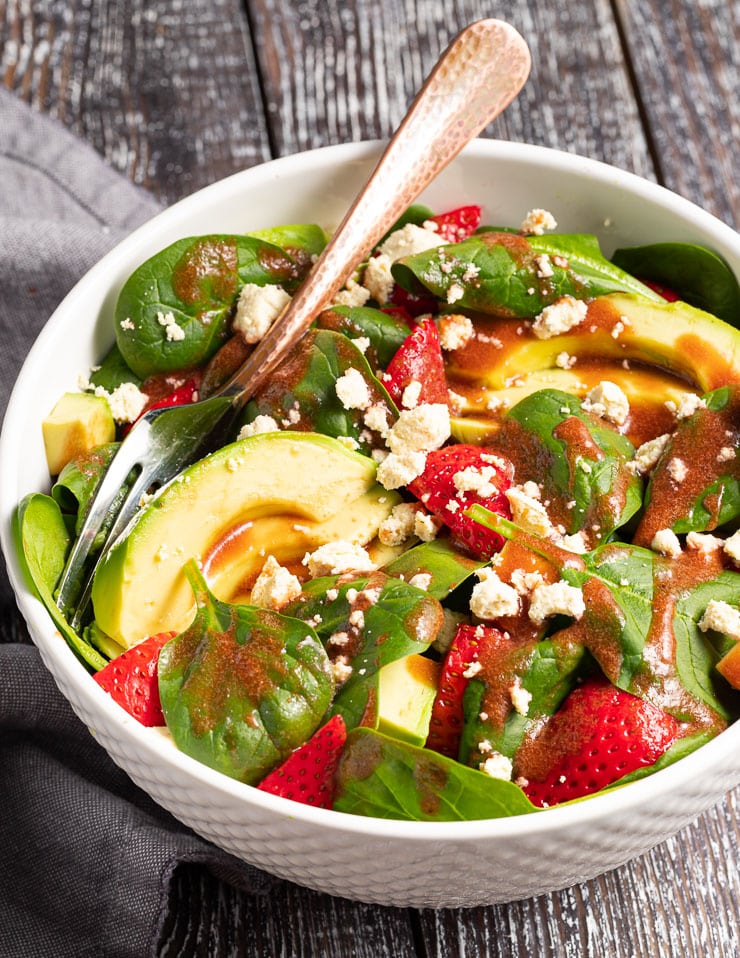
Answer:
91;432;399;647
42;392;115;476
376;653;440;746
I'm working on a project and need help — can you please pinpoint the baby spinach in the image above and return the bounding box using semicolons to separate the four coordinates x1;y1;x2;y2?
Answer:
88;344;142;391
285;571;443;730
383;537;486;600
392;232;659;318
115;234;304;377
158;560;334;785
246;328;398;454
316;305;411;369
333;727;536;820
611;242;740;325
246;223;328;260
15;493;107;671
52;442;121;537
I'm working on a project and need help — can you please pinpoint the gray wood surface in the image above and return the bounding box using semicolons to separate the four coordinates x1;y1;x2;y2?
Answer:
2;1;739;955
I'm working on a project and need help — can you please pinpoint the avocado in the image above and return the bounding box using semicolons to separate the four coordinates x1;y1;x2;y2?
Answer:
376;653;440;746
448;293;740;445
42;392;115;476
91;432;400;647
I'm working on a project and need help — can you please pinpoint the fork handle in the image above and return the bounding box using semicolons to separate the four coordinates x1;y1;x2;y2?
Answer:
217;18;530;404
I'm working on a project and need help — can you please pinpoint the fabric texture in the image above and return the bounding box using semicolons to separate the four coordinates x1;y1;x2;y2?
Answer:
0;89;276;958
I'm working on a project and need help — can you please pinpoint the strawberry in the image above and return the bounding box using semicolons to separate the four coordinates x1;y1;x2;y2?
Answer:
257;714;347;808
640;278;680;302
383;316;449;407
124;376;200;435
409;444;513;559
429;204;482;243
521;678;680;808
93;631;174;726
388;282;438;318
426;625;483;759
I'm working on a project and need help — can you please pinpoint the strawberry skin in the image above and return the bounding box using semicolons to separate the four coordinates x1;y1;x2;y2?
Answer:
409;444;513;559
93;631;174;726
426;624;484;759
429;204;482;243
383;316;449;408
522;679;680;807
257;714;347;809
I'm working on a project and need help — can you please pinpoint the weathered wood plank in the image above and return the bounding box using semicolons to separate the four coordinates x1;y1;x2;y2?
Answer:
614;0;739;227
0;0;271;203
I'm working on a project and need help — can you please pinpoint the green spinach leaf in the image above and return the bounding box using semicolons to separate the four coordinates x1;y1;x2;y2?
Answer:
88;343;142;391
316;305;411;369
383;537;486;600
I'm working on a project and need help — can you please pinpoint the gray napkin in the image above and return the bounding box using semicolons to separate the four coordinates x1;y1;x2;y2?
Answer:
0;89;276;958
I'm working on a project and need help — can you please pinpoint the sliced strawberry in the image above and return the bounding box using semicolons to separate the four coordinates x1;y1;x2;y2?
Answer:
409;444;513;559
521;678;680;808
389;282;438;318
93;631;174;726
429;204;482;243
380;304;414;327
383;316;449;408
426;625;482;758
640;278;680;302
143;376;200;415
257;714;347;808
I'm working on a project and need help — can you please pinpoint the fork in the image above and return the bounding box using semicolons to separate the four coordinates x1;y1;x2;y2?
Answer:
55;17;531;630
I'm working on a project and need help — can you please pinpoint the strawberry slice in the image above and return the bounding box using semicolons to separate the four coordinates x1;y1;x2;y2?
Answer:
521;678;680;808
429;204;482;243
389;282;438;318
93;632;174;726
257;714;347;808
640;278;680;302
409;444;513;559
426;625;482;758
383;316;449;408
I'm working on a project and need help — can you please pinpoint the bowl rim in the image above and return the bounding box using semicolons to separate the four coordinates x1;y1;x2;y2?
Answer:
2;137;740;843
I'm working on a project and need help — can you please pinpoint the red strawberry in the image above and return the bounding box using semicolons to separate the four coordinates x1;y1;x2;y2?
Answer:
640;278;680;302
257;714;347;809
124;376;200;435
426;625;483;759
521;678;680;808
409;444;513;559
383;316;449;407
429;204;482;243
93;631;174;726
389;282;438;318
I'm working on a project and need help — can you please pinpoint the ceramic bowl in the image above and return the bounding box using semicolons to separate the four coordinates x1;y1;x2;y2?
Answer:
2;140;739;907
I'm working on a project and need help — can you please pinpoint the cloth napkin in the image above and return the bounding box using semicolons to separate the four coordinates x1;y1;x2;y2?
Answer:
0;89;276;958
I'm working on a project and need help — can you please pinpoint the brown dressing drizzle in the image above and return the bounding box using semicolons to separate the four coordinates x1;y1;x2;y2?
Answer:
172;238;238;306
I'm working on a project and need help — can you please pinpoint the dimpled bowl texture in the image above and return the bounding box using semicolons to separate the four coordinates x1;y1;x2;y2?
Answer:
2;141;740;908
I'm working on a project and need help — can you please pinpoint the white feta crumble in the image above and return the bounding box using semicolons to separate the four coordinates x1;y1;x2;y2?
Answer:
401;379;423;409
119;317;135;331
335;367;372;411
378;502;419;546
667;457;688;484
699;600;740;641
332;277;371;309
555;351;576;369
470;568;520;620
509;677;532;716
723;530;740;565
446;282;465;305
92;381;148;424
237;414;280;439
376;449;428;490
558;531;589;554
718;446;736;463
453;465;500;498
505;485;553;538
528;581;585;625
379;222;447;261
386;403;451;456
686;532;723;555
534;254;554;279
331;657;354;684
519;208;557;235
250;556;302;611
232;283;291;343
303;540;376;577
363;254;394;304
531;296;588;340
581;381;630;426
629;434;671;475
409;572;433;592
651;528;682;558
480;751;513;781
666;392;707;421
509;569;545;597
437;313;474;351
414;511;442;542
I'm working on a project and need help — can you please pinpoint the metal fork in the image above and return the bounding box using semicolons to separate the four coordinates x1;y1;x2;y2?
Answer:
55;17;531;630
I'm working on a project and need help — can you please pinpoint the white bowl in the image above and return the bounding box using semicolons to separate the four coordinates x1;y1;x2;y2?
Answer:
2;140;739;908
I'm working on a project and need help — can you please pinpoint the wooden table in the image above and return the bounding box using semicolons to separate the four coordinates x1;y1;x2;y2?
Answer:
2;1;739;955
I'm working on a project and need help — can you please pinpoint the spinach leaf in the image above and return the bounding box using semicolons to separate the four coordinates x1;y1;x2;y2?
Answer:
246;328;398;453
88;343;142;391
158;560;334;785
378;203;434;247
15;493;107;671
499;388;642;543
246;223;328;260
383;537;486;600
52;442;121;537
115;234;304;377
316;305;411;369
392;232;660;318
611;242;740;325
333;727;536;820
284;571;443;730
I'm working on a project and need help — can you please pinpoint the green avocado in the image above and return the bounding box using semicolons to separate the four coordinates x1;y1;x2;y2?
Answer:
449;293;740;443
376;653;440;746
91;432;399;647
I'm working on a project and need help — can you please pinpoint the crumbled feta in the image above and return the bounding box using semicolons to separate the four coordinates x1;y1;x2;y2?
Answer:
437;313;474;351
666;392;707;421
699;599;740;641
363;403;391;438
651;528;682;558
333;277;371;309
237;414;280;439
629;434;670;475
505;485;553;538
686;532;723;555
519;209;557;235
303;540;376;577
555;351;576;369
453;465;500;498
470;568;520;620
509;569;544;596
233;283;291;343
558;531;589;554
414;511;442;542
446;282;465;305
363;254;395;304
509;677;532;716
386;403;451;455
409;572;432;592
250;556;302;611
92;381;148;424
401;379;422;409
331;657;354;684
376;449;428;490
534;254;554;279
531;296;588;340
528;580;585;624
581;381;630;426
378;502;419;546
479;751;513;781
335;367;372;411
119;317;135;331
723;530;740;565
667;457;688;484
379;222;446;261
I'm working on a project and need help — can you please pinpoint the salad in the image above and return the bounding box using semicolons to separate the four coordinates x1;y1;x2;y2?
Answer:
18;200;740;821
